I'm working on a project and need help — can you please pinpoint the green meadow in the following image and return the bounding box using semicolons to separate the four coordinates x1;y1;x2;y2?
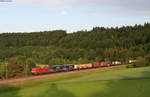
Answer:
0;66;150;97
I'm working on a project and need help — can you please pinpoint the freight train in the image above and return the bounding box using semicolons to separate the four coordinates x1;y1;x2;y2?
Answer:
31;61;122;75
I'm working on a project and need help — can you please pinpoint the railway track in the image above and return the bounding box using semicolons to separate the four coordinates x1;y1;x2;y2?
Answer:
0;65;126;85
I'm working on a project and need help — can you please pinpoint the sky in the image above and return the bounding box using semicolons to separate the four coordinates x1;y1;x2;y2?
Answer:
0;0;150;33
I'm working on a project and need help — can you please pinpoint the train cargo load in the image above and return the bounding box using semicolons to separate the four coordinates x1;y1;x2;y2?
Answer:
92;62;109;68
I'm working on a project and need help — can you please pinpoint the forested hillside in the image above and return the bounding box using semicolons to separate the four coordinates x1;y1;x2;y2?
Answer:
0;23;150;78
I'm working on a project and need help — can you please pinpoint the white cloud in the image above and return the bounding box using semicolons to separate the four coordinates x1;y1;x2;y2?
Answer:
55;8;69;16
96;0;150;11
14;0;150;11
59;10;68;15
14;0;84;4
49;8;69;16
14;0;150;16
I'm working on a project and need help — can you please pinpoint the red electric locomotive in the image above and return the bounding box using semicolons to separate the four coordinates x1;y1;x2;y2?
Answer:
31;67;53;75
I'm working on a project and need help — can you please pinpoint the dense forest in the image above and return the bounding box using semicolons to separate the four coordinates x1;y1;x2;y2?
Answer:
0;23;150;78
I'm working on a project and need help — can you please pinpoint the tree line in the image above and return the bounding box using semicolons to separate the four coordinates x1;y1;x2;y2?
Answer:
0;23;150;78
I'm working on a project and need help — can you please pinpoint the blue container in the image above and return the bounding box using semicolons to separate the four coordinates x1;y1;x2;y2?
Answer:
51;65;63;72
68;65;74;70
51;64;74;72
62;65;74;71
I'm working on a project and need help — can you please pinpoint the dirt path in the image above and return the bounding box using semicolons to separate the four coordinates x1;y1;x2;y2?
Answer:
0;65;125;85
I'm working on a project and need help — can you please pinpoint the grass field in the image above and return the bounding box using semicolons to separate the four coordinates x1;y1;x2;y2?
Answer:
0;66;150;97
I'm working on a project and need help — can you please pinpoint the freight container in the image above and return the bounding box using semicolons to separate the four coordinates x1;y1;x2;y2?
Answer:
67;64;74;70
61;65;69;71
74;64;92;69
92;62;100;68
87;64;92;68
51;65;63;72
92;62;109;68
129;60;136;64
100;62;109;67
111;61;122;66
74;64;81;69
74;64;84;69
82;64;92;69
61;65;74;71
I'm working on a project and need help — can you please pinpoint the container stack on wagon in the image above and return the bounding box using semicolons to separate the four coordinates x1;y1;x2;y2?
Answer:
74;64;92;70
110;61;122;66
51;65;74;72
31;61;122;75
92;62;110;68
